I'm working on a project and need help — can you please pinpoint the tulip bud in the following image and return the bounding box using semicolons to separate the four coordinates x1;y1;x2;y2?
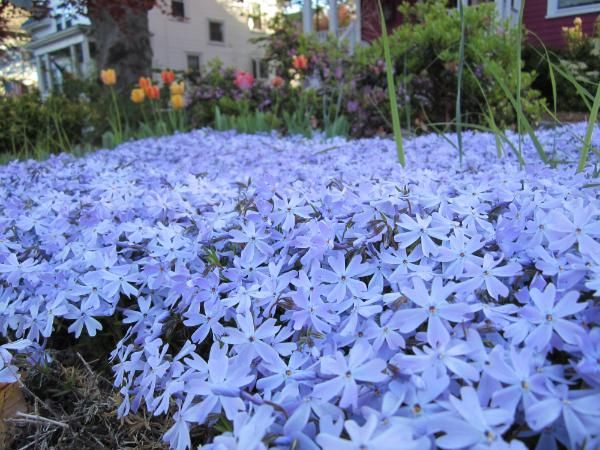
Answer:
171;94;185;110
161;69;176;85
130;88;145;104
170;81;185;96
146;85;161;100
139;77;152;91
101;68;116;86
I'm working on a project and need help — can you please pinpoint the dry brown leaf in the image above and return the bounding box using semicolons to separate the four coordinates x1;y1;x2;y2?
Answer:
0;382;28;448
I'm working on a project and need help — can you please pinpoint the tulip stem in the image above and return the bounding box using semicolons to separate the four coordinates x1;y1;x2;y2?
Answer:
110;87;123;144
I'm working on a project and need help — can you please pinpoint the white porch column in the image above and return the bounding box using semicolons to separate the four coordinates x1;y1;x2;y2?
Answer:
69;44;79;76
81;39;92;76
44;53;53;93
34;55;45;93
303;0;313;34
328;0;338;36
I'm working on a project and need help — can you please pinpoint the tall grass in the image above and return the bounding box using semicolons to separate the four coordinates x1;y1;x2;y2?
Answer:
379;0;405;166
578;81;600;172
456;0;466;163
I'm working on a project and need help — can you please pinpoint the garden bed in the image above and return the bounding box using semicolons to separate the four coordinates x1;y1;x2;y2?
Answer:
1;124;599;449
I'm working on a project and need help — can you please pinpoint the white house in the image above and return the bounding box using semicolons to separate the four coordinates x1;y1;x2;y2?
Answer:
149;0;281;79
20;1;92;94
16;0;282;95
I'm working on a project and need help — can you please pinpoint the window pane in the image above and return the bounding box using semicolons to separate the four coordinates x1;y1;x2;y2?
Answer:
558;0;600;7
259;60;269;79
172;0;185;17
187;54;200;71
209;21;224;42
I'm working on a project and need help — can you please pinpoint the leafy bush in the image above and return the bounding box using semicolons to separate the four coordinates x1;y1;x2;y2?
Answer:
525;16;600;113
348;1;545;136
0;91;95;158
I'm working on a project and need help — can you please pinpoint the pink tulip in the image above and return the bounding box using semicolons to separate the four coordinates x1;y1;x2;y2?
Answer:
234;71;255;90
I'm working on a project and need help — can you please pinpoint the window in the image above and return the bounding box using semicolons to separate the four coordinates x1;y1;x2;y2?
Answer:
248;4;262;31
209;20;224;43
187;54;201;72
251;58;269;79
172;0;185;18
547;0;600;17
55;14;63;32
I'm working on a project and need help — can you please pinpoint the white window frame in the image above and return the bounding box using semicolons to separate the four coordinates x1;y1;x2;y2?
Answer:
547;0;600;18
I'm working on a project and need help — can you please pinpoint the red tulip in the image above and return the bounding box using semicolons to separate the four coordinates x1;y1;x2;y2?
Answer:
292;55;308;71
161;69;175;85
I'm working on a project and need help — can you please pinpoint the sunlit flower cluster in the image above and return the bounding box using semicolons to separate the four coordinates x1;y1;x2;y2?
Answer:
0;124;598;449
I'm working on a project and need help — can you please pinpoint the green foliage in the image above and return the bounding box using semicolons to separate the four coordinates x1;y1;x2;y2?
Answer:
350;1;545;134
525;17;600;113
214;106;280;134
0;91;95;158
378;0;405;164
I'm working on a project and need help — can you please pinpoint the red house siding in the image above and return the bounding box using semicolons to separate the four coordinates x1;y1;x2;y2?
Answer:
524;0;598;48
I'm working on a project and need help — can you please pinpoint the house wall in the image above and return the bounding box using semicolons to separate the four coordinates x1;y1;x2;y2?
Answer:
523;0;598;48
148;0;280;75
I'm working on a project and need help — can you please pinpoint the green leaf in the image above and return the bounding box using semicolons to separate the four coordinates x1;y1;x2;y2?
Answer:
379;0;405;166
577;81;600;173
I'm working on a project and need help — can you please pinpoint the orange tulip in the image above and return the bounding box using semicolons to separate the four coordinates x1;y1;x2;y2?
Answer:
139;77;152;91
292;55;308;71
130;88;145;104
101;68;116;86
161;69;175;85
146;84;161;100
171;94;185;110
170;81;185;96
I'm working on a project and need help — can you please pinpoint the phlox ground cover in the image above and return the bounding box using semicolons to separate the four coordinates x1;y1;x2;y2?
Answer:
0;124;599;450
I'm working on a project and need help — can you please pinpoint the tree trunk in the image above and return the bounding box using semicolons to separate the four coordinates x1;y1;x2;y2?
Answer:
89;5;152;90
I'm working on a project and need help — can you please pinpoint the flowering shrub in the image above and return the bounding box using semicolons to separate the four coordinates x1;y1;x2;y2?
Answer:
526;16;600;113
0;124;599;449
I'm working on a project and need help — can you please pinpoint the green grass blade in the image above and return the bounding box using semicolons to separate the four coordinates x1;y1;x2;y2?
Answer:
515;0;526;157
577;81;600;173
541;51;594;109
484;59;548;163
456;0;466;163
379;0;405;166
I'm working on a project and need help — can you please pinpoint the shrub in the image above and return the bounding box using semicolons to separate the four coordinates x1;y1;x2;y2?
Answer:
349;1;545;136
0;90;95;157
525;16;600;113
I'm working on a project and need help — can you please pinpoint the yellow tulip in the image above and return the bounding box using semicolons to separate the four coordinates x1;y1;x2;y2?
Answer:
170;81;185;95
101;68;116;86
574;17;582;27
171;94;185;110
131;88;145;104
